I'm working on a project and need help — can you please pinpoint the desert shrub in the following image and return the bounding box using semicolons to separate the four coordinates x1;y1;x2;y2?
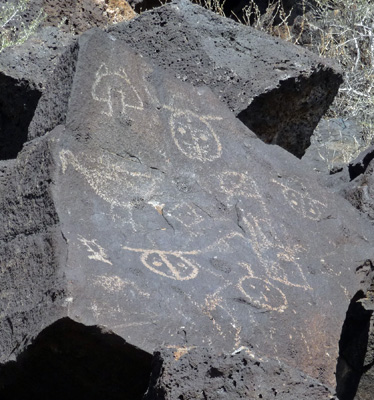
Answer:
306;0;374;149
0;0;45;53
198;0;374;161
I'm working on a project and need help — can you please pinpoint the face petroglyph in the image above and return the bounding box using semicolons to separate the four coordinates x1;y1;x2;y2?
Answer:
166;107;223;162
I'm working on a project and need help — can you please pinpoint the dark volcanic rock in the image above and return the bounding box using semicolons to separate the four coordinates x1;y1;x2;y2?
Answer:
0;27;73;159
0;137;66;363
0;318;152;400
144;347;337;400
348;145;374;181
6;25;371;390
340;156;374;222
302;118;365;174
107;0;342;158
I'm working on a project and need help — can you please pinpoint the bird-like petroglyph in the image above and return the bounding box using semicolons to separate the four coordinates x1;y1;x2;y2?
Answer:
59;149;161;230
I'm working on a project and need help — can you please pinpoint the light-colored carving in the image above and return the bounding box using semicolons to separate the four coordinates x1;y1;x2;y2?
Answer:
237;263;288;313
92;63;144;116
122;246;200;281
166;202;205;229
59;149;160;230
271;179;327;221
201;284;242;348
93;274;150;297
164;105;222;162
77;235;112;265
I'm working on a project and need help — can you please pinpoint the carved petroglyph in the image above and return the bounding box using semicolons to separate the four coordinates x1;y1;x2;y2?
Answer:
271;178;327;221
59;149;160;230
166;202;206;230
122;246;200;281
77;235;112;265
92;274;150;298
165;106;223;162
237;262;288;312
201;283;242;348
92;63;144;116
241;212;311;291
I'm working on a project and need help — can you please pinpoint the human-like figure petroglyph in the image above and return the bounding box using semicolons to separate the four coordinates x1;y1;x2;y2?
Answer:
122;246;200;281
163;104;223;162
59;149;160;230
271;178;327;221
92;63;144;116
77;235;112;265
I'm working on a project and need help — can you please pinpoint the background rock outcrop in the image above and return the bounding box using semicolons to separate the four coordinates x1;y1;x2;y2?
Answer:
0;1;373;399
108;0;342;158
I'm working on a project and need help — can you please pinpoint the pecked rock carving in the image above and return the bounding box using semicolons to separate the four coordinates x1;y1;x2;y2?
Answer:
0;2;372;399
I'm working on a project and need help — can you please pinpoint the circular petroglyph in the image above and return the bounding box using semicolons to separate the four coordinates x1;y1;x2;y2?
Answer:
169;110;222;162
237;276;288;312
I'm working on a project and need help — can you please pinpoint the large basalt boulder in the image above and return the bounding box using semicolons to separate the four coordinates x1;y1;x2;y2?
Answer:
1;22;372;397
106;0;342;158
144;347;337;400
0;27;73;160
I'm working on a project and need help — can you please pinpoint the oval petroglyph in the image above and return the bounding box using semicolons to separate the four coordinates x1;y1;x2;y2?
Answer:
122;246;200;281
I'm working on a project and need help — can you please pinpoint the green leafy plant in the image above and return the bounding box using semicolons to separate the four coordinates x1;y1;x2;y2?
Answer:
0;0;45;53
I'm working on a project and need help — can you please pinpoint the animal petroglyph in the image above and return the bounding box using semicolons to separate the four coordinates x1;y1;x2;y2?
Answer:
122;246;200;281
164;105;223;162
271;178;327;221
59;149;160;230
92;63;144;116
77;235;112;265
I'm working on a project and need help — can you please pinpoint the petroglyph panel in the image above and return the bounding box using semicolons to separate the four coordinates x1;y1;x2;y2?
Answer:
92;63;144;116
122;246;200;281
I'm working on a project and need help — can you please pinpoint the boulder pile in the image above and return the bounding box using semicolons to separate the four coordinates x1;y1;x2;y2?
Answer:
0;1;373;399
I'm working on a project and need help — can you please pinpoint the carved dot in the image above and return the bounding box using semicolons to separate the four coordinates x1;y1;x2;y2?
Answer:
153;261;163;267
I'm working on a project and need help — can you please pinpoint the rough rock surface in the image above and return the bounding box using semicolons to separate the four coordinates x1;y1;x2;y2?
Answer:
0;139;66;362
144;348;337;400
1;23;372;393
302;118;365;174
0;318;152;400
0;27;73;159
338;149;374;223
107;0;342;158
0;3;373;398
14;0;136;35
